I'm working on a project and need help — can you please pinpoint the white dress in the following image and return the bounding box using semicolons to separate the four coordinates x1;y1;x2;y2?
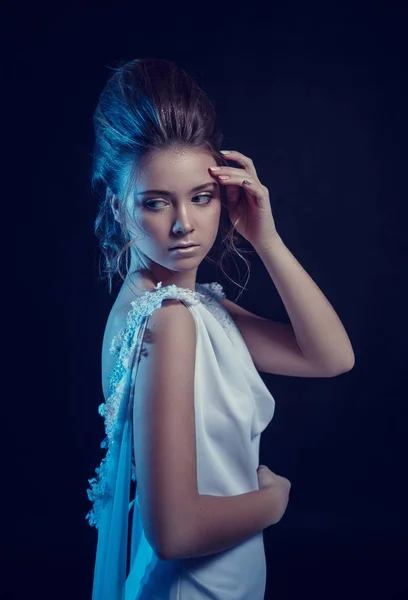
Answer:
86;281;276;600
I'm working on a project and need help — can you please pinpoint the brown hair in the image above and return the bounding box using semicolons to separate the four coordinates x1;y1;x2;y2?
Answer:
90;58;252;300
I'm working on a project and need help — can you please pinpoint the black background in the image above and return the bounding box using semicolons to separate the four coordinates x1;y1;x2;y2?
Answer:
3;1;407;599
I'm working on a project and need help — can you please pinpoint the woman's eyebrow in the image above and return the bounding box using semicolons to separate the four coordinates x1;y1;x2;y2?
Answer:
136;182;218;196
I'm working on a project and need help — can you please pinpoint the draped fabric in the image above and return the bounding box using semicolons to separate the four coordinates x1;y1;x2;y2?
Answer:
86;282;276;600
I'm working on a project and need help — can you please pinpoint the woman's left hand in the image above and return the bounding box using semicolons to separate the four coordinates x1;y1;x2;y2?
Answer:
209;150;278;249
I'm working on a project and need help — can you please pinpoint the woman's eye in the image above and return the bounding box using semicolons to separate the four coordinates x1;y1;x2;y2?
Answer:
145;194;213;210
192;194;213;204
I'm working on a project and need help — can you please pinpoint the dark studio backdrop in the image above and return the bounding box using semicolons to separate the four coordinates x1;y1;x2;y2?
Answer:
4;2;407;599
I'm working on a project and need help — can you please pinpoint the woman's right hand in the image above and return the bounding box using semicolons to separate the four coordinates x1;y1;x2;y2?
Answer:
257;465;292;524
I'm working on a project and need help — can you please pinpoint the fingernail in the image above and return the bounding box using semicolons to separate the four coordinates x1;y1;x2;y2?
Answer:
220;150;231;154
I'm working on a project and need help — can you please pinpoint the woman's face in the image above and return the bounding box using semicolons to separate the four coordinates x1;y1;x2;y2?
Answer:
115;147;222;286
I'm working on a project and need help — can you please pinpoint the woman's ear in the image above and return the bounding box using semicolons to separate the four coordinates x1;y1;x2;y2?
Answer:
107;188;121;224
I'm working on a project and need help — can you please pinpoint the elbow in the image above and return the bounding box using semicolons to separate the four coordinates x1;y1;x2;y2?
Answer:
151;538;176;562
143;529;176;562
145;502;198;561
156;547;172;561
341;351;356;373
147;532;178;562
155;523;196;561
331;355;355;376
157;537;192;562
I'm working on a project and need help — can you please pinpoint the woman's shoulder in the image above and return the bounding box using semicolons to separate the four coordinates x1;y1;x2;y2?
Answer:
104;278;227;357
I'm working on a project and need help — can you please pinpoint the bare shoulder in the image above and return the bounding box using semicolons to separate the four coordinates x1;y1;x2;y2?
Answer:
140;297;196;351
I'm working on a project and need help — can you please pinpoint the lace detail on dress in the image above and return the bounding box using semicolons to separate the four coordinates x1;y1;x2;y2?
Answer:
86;281;204;529
109;328;125;357
196;282;236;335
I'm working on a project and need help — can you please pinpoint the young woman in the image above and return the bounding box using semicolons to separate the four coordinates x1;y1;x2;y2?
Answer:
86;57;354;600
